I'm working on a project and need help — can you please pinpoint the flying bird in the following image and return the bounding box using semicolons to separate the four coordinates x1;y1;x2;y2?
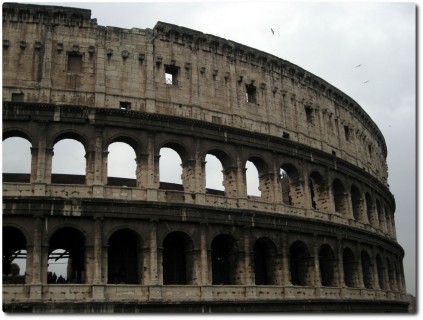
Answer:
356;64;362;67
271;28;275;35
363;80;369;84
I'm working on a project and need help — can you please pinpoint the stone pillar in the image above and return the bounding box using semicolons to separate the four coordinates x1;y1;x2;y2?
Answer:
94;46;106;108
356;249;364;288
242;227;253;285
236;153;247;199
30;147;39;183
272;167;283;204
258;172;274;202
149;219;159;285
93;217;103;284
31;215;43;285
222;166;238;198
182;158;196;194
281;233;291;285
44;147;54;184
200;223;209;285
337;238;345;288
313;240;321;288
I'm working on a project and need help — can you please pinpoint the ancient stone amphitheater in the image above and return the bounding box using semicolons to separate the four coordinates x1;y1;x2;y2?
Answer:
2;3;408;313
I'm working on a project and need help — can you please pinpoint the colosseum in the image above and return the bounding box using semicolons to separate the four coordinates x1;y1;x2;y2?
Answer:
2;3;409;313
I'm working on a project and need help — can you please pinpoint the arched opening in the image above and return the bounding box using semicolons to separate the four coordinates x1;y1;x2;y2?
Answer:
333;179;347;214
319;244;337;287
289;241;312;286
386;257;395;291
365;193;374;225
253;237;277;285
162;231;194;285
376;254;385;290
107;229;140;284
48;249;69;283
205;154;225;193
351;185;361;221
343;247;358;287
2;136;32;183
159;147;183;189
52;139;86;184
211;234;238;285
246;160;260;197
281;164;304;207
2;226;27;284
49;227;85;283
107;142;137;187
376;199;383;229
361;250;373;289
309;171;326;210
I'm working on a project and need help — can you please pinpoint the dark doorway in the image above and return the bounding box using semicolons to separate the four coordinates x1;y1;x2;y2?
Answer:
254;238;276;285
289;241;312;286
108;229;139;284
211;234;237;285
319;244;337;287
163;231;193;285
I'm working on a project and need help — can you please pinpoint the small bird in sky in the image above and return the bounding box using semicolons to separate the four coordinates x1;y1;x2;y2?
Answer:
271;28;275;35
363;80;369;84
356;64;362;67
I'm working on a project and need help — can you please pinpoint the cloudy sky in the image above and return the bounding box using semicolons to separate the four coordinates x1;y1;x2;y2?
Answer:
3;1;416;296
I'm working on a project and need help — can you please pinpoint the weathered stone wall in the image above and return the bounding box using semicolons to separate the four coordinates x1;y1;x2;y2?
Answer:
2;3;388;185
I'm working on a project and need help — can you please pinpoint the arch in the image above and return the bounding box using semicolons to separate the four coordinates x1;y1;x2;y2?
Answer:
158;140;190;163
205;153;225;192
159;146;183;186
106;134;140;155
343;247;358;288
333;179;347;214
361;250;373;289
211;234;238;285
3;226;27;283
52;138;86;184
204;147;235;170
2;128;33;143
281;163;304;207
253;237;277;285
309;171;327;210
107;228;141;284
319;244;337;287
351;185;362;221
162;231;194;285
289;240;312;286
365;193;374;225
49;227;85;283
376;254;385;290
2;136;32;183
107;141;137;185
386;257;395;291
246;160;260;196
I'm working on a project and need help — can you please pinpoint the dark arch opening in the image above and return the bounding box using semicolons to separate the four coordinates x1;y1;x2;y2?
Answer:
343;247;358;288
376;254;385;289
319;244;337;287
49;227;85;283
361;250;373;289
163;231;193;285
333;179;347;214
107;229;140;284
3;226;27;284
253;238;277;285
289;241;312;286
211;234;237;285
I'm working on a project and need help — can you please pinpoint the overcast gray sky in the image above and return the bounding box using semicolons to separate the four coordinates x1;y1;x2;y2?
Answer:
2;1;416;296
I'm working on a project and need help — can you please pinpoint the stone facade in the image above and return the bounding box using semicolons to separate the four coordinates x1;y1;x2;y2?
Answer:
2;3;408;313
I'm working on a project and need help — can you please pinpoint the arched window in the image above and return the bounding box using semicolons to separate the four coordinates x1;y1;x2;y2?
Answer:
246;160;260;197
49;227;85;283
309;171;326;210
351;185;362;221
2;227;27;284
361;250;373;289
211;234;238;285
162;231;194;285
289;241;312;286
319;244;337;287
107;142;137;187
376;254;385;290
253;238;277;285
365;193;374;225
48;249;69;284
333;179;347;214
2;137;32;183
160;147;183;187
343;247;358;288
205;154;224;193
52;139;86;184
107;229;141;284
281;164;303;207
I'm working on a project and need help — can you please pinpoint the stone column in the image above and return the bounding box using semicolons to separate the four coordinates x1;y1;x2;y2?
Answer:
337;238;345;288
200;223;209;285
30;215;43;300
356;249;364;288
149;219;159;285
281;233;291;285
93;217;103;284
242;227;253;285
313;240;321;288
222;166;238;198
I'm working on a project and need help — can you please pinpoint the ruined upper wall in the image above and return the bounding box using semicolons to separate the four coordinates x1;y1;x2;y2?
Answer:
2;2;389;185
